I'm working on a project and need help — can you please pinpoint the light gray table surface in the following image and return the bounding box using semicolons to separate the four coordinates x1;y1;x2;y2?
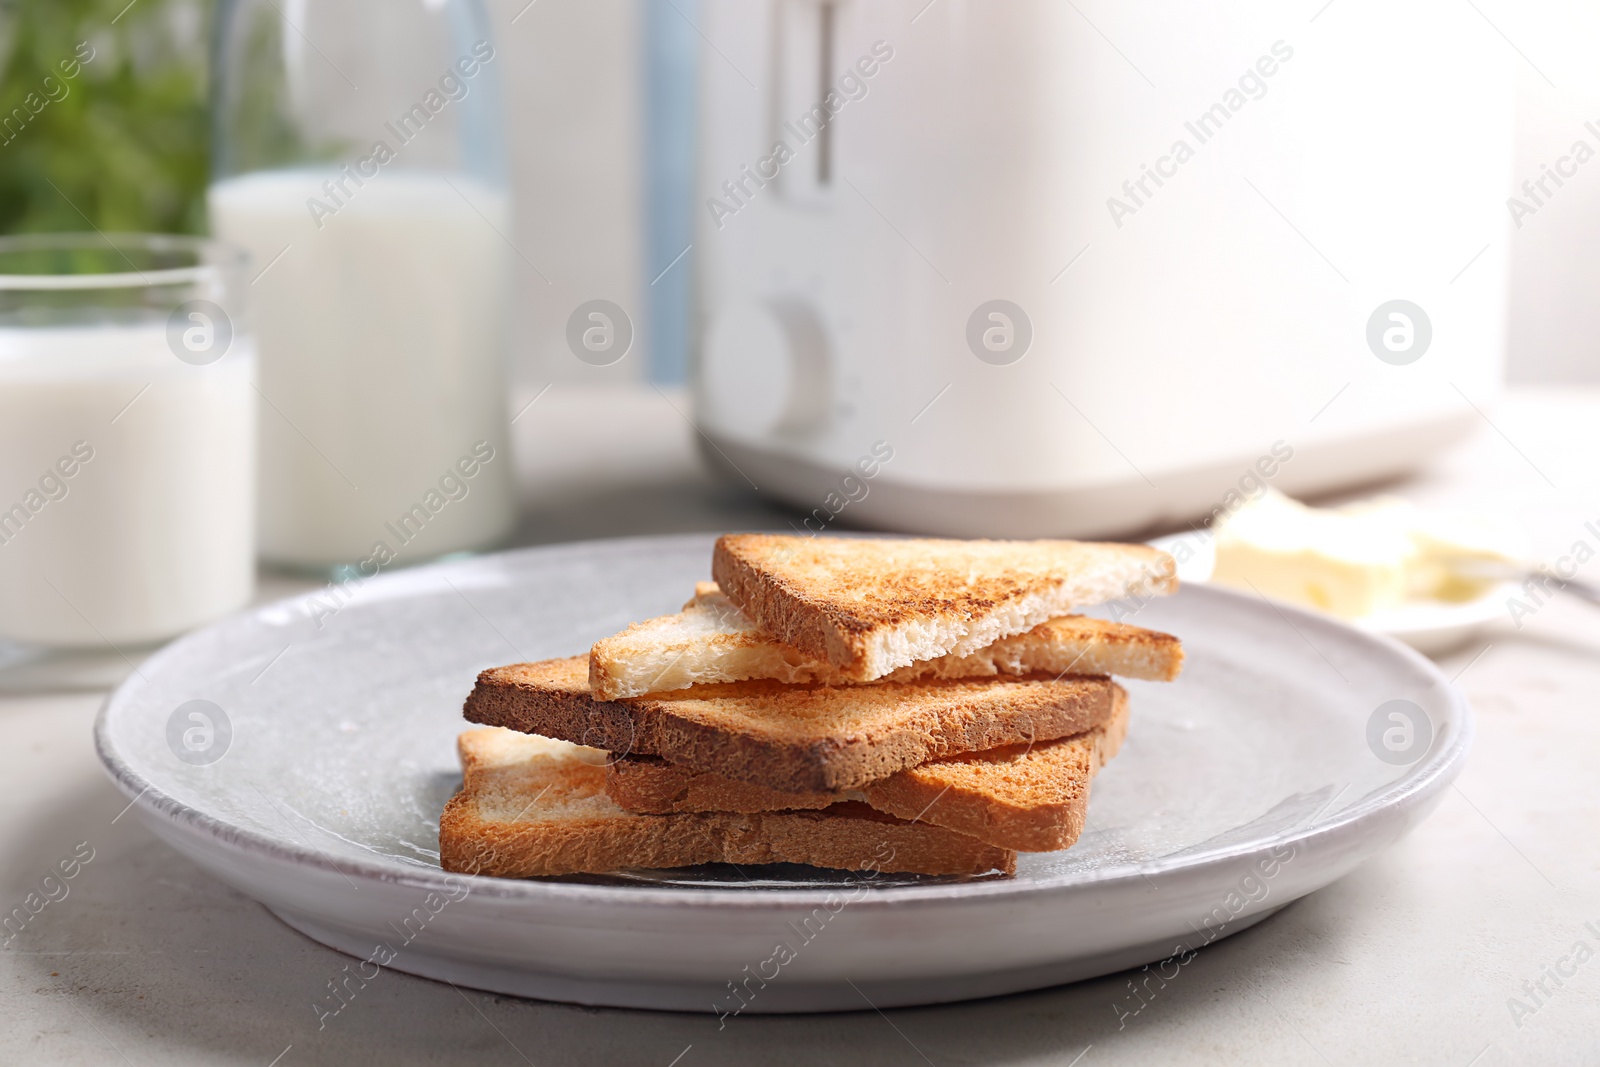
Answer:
4;386;1597;1066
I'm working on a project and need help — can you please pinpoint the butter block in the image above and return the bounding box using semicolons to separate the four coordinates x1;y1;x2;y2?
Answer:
1212;490;1412;617
1344;498;1525;604
1211;490;1525;618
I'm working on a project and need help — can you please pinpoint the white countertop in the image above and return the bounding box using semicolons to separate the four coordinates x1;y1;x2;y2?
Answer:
4;386;1598;1066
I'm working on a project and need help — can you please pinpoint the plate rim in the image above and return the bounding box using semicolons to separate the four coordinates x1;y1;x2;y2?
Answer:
93;533;1474;912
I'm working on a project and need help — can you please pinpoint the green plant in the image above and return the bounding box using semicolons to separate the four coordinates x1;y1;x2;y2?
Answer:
0;0;211;236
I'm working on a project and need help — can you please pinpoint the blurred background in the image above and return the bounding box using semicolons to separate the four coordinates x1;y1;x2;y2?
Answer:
5;0;1594;388
1;0;1598;681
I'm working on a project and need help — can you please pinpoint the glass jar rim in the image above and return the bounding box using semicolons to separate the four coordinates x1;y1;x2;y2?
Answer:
0;233;249;292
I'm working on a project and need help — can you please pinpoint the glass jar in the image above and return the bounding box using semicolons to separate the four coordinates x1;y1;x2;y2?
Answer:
210;0;516;572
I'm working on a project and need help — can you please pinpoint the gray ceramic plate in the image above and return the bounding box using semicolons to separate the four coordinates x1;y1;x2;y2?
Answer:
94;534;1470;1013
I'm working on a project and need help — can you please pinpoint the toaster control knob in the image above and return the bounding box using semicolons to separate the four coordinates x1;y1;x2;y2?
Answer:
700;299;831;437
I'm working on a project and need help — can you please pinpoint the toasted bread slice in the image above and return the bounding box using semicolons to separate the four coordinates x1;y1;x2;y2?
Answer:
588;584;1183;699
465;656;1122;793
711;534;1178;681
439;729;1016;877
605;687;1129;852
588;586;827;699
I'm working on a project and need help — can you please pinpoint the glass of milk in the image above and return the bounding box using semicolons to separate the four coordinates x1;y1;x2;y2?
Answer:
210;0;517;572
0;234;255;675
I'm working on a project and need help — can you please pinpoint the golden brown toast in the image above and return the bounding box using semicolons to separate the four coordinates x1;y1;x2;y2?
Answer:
588;584;1183;699
464;655;1123;793
711;534;1178;681
438;729;1016;878
605;687;1129;852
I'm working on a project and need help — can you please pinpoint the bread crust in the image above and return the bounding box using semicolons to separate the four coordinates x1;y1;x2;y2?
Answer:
604;756;845;815
438;729;1015;878
464;656;1122;793
711;534;1178;680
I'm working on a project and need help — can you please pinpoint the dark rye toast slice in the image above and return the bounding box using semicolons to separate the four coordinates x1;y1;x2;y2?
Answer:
711;534;1178;682
464;655;1123;794
605;687;1130;853
439;729;1016;878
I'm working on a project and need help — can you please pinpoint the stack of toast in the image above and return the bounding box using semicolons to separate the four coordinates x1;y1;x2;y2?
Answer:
441;534;1182;879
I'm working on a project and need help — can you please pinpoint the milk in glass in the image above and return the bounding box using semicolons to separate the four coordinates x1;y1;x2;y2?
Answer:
210;170;515;569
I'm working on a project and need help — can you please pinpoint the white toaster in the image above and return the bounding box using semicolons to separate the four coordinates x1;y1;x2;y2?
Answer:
691;0;1514;537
